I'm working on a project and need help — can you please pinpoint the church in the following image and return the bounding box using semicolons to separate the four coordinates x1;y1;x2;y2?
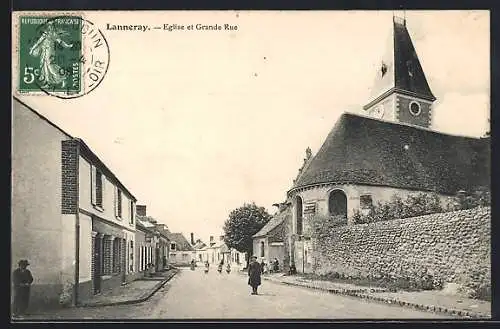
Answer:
286;16;490;273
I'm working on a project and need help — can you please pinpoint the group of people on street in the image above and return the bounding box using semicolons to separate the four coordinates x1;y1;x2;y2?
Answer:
201;260;232;274
259;257;280;274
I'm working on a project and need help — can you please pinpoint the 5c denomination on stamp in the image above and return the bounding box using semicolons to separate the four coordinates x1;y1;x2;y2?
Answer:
17;15;110;99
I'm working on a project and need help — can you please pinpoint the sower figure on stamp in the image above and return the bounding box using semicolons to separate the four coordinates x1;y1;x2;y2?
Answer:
13;259;34;317
248;255;262;295
29;21;73;89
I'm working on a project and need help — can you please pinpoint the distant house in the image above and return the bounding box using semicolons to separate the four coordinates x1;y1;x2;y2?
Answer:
135;205;170;274
253;203;290;268
135;218;156;275
12;97;138;310
204;235;246;267
167;233;195;265
192;238;208;263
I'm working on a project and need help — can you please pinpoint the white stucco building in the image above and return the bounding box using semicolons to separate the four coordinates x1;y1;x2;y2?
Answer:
12;97;138;310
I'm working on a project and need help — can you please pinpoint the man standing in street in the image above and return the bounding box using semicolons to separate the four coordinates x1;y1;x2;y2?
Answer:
12;259;34;317
248;255;262;295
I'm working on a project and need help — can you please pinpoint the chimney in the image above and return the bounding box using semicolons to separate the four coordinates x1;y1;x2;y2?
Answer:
136;205;147;216
190;233;195;245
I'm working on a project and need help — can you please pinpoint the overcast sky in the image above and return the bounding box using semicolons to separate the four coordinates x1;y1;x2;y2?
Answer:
14;10;489;244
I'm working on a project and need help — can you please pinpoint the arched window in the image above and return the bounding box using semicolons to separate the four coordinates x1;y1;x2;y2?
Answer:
329;190;347;217
296;196;303;235
260;241;265;257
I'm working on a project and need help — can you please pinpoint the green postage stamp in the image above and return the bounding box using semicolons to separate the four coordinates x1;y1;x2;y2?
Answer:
16;15;109;99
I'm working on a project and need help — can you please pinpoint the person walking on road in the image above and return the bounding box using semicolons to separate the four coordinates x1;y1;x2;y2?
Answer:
12;259;34;317
248;255;262;295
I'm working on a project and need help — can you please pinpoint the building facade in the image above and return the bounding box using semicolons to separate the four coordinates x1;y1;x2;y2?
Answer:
253;203;289;269
12;98;138;310
135;205;170;273
167;233;195;265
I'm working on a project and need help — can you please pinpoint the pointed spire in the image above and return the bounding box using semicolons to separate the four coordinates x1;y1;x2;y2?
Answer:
364;15;435;111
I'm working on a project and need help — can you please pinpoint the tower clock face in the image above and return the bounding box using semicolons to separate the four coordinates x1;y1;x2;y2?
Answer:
409;101;421;116
372;105;385;119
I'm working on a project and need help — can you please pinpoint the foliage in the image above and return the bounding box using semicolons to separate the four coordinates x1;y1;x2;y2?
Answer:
459;260;491;301
352;192;445;224
452;186;491;211
351;189;490;225
223;202;272;258
308;214;347;239
304;269;443;292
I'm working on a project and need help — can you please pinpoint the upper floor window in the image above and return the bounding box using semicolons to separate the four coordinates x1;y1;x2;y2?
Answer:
170;243;176;251
91;165;104;209
129;201;134;225
115;188;122;219
296;196;303;235
95;171;103;207
260;241;265;257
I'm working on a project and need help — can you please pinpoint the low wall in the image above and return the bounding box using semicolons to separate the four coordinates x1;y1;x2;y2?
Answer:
313;207;490;290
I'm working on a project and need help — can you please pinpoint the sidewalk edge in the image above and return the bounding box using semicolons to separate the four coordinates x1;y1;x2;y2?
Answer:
262;276;491;319
78;270;178;308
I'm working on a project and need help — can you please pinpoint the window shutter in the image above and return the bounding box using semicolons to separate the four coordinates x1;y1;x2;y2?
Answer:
130;201;135;224
114;186;118;217
101;175;105;210
91;165;96;205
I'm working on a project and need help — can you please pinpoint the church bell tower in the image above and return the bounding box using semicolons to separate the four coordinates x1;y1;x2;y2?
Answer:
363;15;436;128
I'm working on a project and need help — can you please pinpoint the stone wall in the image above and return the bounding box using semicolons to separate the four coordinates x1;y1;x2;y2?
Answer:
312;207;490;290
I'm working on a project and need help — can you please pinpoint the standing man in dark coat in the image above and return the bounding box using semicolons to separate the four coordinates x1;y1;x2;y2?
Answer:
13;259;34;317
247;255;262;295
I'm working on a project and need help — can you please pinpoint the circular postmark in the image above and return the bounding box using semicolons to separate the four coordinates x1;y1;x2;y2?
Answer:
30;15;110;99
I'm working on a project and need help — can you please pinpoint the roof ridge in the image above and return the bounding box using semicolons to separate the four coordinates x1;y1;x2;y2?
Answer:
342;111;484;139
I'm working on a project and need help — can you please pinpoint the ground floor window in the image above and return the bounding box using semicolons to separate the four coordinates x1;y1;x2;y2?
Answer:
129;240;134;272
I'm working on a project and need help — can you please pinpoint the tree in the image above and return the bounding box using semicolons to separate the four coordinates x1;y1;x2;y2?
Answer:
223;202;272;267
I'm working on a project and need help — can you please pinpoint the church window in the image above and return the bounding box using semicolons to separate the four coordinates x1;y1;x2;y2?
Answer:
409;101;421;116
360;195;373;209
329;190;347;217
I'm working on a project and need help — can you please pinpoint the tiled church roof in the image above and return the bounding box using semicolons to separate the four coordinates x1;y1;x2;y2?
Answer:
291;113;490;195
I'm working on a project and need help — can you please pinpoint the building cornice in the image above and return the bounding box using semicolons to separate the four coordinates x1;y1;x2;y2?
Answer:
79;207;136;234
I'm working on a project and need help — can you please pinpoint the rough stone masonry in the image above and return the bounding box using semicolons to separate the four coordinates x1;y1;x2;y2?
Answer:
312;207;490;291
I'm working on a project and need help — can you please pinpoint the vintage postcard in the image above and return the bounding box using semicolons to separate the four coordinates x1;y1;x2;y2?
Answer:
11;10;491;320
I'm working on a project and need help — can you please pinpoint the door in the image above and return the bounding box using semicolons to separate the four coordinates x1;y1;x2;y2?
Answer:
93;236;102;294
155;248;160;271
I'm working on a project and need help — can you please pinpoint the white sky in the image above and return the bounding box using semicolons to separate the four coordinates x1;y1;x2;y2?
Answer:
13;10;490;244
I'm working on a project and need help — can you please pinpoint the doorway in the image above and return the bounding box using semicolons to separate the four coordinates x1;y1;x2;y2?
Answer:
92;235;102;294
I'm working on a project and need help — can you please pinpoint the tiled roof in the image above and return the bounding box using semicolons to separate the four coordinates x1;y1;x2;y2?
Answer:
167;233;195;251
292;113;490;195
253;206;290;238
193;241;207;249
